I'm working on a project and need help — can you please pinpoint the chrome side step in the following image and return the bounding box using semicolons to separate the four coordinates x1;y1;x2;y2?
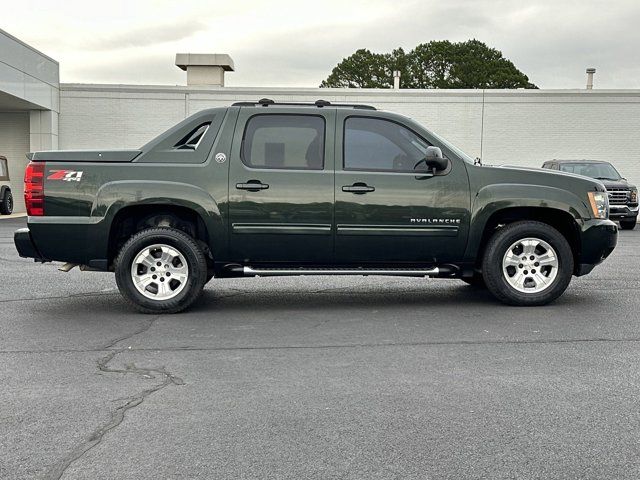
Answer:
240;266;453;278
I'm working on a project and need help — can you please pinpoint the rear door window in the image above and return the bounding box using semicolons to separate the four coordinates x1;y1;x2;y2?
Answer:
242;115;325;170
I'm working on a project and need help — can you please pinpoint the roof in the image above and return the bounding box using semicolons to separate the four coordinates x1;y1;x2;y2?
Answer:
175;53;234;72
231;98;376;110
549;159;610;164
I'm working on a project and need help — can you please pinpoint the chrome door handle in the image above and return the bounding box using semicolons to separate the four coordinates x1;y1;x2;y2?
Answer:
342;183;375;194
236;180;269;192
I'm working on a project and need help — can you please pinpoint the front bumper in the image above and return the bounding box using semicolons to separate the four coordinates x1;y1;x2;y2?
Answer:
14;228;49;262
609;204;638;221
575;219;618;276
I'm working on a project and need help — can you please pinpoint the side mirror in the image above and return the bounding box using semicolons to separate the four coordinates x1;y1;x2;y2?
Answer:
424;146;447;171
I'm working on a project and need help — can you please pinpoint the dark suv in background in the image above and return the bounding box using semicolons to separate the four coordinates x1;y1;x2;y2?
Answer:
0;156;13;215
542;160;638;230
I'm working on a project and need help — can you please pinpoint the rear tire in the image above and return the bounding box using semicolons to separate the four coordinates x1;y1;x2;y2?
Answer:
0;190;12;215
482;221;573;306
115;227;207;313
620;220;636;230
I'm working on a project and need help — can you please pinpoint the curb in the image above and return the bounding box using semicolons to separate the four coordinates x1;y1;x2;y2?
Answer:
0;213;27;220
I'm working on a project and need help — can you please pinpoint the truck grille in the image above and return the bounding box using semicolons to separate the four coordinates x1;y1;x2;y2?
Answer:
607;188;630;205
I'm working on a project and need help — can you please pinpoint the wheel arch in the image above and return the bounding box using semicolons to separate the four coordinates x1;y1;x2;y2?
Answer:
470;206;581;274
90;180;224;268
107;204;212;268
465;184;588;273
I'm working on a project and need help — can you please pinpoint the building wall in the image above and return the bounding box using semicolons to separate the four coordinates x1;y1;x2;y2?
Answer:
59;85;640;188
0;28;60;112
0;29;61;213
0;112;29;212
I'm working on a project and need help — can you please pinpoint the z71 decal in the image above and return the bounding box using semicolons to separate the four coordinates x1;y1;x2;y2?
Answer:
47;170;83;182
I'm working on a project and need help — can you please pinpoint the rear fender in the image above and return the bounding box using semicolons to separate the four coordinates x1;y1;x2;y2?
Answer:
91;180;224;259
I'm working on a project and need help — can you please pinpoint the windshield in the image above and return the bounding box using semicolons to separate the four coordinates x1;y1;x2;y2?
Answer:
558;162;621;180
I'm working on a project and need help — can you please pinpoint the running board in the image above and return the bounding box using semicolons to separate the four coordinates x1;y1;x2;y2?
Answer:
237;265;457;278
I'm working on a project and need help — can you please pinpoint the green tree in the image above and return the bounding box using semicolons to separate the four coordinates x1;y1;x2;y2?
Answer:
321;40;537;89
319;48;407;88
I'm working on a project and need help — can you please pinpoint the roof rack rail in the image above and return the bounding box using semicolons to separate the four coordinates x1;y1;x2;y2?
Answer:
231;98;376;110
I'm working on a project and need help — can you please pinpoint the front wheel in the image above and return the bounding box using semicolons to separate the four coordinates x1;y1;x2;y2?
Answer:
115;227;208;313
482;221;574;306
620;220;636;230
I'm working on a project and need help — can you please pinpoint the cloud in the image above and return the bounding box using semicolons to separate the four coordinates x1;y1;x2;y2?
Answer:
4;0;640;88
80;19;211;51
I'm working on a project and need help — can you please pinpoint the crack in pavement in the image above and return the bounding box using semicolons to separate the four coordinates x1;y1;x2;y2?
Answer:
3;335;640;357
43;316;184;480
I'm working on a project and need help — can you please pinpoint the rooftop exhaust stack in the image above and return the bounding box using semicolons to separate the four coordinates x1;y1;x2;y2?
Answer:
393;70;401;89
586;68;596;90
175;53;235;87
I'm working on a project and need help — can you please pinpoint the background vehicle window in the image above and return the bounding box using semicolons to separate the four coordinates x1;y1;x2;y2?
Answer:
344;117;432;172
558;162;621;180
0;158;8;180
243;115;325;169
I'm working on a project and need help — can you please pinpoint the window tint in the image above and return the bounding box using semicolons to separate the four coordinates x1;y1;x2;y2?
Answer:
344;117;432;172
242;115;325;169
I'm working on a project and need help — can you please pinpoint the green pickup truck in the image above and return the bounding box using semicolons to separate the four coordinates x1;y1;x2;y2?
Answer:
15;99;618;313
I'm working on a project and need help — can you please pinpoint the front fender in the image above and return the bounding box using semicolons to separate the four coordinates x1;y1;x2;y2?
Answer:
464;184;590;261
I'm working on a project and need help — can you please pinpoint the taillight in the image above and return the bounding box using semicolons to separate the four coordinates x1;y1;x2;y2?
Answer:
24;162;45;216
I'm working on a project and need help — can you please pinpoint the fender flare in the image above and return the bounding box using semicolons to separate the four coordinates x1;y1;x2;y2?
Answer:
464;183;589;261
90;180;224;257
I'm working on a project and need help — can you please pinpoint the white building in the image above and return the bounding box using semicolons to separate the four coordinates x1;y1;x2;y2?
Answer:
2;28;640;213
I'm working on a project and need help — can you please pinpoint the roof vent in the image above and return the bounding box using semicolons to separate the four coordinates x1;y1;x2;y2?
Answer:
175;53;235;87
586;67;596;90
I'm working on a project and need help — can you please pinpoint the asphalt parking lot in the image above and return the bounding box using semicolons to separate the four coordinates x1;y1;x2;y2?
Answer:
1;216;639;479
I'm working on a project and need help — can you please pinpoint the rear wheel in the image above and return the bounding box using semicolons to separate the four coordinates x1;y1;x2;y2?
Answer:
620;220;636;230
115;227;207;313
0;190;12;215
482;221;573;306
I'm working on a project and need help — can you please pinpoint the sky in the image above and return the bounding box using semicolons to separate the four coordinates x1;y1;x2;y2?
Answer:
2;0;640;89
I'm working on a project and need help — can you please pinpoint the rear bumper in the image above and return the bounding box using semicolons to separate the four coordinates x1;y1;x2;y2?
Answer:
575;219;618;276
14;228;49;262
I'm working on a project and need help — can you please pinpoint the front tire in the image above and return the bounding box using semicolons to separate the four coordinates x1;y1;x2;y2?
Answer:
115;227;207;313
482;221;574;306
0;190;12;215
620;220;636;230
